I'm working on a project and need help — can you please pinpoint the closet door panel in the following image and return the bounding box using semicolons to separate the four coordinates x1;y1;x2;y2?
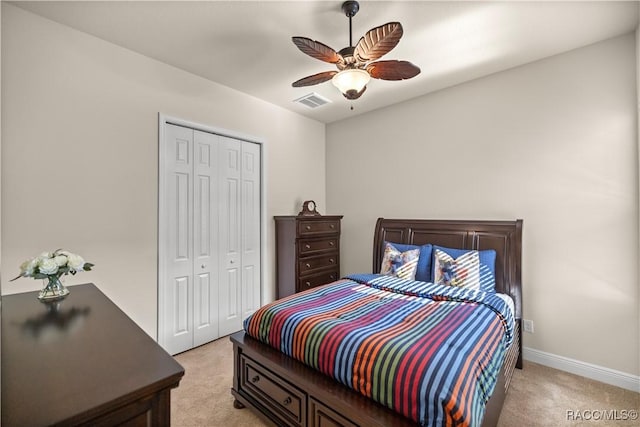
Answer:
162;124;194;355
242;142;261;317
193;130;220;346
219;137;243;336
194;272;212;344
173;276;190;334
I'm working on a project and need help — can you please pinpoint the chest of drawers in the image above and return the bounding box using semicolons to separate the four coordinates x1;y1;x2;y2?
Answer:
274;215;343;298
1;283;184;426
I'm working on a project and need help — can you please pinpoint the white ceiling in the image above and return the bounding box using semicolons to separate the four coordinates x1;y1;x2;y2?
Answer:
12;1;639;123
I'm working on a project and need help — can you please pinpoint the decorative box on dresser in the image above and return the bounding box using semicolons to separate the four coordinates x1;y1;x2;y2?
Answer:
274;214;343;298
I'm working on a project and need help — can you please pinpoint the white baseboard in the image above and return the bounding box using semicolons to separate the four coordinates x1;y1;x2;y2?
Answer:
523;347;640;393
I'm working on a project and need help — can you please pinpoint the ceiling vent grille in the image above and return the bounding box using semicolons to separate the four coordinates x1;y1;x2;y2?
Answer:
294;92;331;108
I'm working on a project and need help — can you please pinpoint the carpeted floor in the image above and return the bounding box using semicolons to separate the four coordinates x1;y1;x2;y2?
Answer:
172;336;639;426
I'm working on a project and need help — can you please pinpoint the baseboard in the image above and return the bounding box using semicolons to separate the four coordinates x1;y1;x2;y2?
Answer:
523;347;640;393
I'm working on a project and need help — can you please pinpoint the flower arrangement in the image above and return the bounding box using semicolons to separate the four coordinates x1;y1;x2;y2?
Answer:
11;249;94;301
12;249;94;281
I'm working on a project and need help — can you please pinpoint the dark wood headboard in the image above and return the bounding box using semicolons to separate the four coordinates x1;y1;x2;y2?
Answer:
372;218;523;320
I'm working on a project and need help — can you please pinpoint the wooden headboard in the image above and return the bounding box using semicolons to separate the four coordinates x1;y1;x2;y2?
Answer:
372;218;523;320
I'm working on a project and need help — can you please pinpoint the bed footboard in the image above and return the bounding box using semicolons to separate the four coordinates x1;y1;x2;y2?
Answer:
231;331;517;427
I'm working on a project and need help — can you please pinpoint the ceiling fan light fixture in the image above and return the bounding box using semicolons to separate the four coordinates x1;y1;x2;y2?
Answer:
291;1;419;102
332;69;370;98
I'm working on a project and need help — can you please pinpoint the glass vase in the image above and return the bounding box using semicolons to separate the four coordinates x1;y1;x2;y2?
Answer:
38;276;69;302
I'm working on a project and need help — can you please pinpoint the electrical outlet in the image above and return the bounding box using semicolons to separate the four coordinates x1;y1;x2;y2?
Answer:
523;319;534;333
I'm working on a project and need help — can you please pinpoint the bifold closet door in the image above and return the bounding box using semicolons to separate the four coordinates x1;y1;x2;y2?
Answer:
163;124;196;355
218;137;261;335
162;125;220;354
160;123;262;355
192;130;220;347
241;141;261;319
218;137;241;336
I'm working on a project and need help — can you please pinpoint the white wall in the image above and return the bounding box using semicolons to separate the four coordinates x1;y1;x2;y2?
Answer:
326;34;639;376
1;3;326;337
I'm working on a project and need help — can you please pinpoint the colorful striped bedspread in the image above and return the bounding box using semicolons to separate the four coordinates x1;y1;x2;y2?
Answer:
243;273;515;427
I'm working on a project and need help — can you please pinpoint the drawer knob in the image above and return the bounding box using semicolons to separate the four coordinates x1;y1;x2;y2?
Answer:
305;281;311;287
329;241;335;246
305;263;311;268
305;225;311;230
330;275;336;280
330;224;335;229
305;244;311;249
329;258;335;264
282;396;292;406
251;375;260;383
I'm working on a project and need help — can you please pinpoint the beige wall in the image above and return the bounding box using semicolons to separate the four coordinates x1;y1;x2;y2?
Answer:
0;4;326;337
0;3;3;414
637;9;640;371
326;34;639;376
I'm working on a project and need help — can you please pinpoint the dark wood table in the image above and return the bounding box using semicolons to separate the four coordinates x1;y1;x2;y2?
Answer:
1;283;184;426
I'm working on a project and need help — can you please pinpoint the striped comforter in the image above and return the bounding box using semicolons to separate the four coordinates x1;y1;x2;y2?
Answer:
244;274;515;427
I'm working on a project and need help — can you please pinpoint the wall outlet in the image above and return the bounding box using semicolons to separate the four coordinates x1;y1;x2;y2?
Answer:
523;319;534;333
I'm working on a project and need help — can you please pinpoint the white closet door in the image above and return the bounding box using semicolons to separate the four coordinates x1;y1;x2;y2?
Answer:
160;119;262;354
218;136;243;336
192;130;220;347
163;124;194;355
242;142;261;317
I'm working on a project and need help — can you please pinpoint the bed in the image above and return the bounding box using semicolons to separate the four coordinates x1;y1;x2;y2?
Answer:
231;218;523;427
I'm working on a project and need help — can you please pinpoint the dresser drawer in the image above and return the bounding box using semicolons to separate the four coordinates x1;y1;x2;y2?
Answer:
240;354;305;426
297;220;340;236
299;254;338;275
298;238;338;256
298;270;339;291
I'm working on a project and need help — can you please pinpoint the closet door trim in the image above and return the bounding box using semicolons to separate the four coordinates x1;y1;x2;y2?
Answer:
158;113;266;351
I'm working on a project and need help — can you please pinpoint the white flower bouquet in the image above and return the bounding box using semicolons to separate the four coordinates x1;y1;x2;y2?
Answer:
11;249;94;301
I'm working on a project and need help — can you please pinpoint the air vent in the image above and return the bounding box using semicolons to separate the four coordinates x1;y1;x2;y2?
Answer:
294;92;331;109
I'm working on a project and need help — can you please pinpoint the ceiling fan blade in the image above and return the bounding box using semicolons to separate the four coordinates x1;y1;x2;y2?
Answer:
292;37;342;64
354;22;403;63
366;60;421;81
292;71;338;87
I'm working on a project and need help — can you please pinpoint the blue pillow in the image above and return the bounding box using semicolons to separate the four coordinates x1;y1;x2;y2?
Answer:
386;242;433;283
432;245;497;293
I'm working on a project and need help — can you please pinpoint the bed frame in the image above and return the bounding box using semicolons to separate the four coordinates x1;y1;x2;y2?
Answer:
231;218;523;427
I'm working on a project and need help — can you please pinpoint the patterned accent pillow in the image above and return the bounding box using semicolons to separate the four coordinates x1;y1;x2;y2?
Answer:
380;242;420;280
432;245;497;293
433;249;480;290
386;242;433;283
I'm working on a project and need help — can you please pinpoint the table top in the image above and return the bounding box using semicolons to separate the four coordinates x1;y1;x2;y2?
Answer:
1;283;184;426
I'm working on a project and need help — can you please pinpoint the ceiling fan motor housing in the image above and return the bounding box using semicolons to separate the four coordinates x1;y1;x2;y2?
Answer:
338;47;357;67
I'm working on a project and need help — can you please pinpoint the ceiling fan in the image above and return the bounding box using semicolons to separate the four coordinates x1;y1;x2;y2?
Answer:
292;0;420;101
